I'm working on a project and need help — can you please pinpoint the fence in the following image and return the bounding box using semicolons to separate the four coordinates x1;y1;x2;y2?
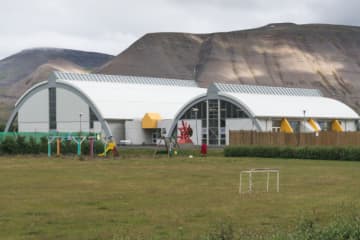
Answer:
229;131;360;147
0;132;100;143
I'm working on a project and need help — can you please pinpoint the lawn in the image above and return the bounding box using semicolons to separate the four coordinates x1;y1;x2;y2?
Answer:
0;154;360;239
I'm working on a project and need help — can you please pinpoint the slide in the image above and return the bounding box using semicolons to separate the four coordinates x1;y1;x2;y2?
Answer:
98;142;118;157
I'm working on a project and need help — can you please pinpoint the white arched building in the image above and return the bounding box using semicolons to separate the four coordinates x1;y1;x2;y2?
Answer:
168;83;360;145
6;72;359;145
5;72;206;144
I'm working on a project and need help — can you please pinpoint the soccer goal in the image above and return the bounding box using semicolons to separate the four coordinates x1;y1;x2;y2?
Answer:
239;168;280;194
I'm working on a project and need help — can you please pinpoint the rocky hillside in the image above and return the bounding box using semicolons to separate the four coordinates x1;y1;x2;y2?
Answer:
0;48;113;123
98;23;360;114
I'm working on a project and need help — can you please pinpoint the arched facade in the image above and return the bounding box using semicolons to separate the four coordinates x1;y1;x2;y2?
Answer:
167;94;262;145
5;81;112;137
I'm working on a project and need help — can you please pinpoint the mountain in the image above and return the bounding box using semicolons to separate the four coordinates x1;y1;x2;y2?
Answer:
0;48;113;123
98;23;360;114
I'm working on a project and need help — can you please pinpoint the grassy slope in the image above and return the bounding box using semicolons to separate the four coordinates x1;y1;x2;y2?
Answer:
0;155;360;239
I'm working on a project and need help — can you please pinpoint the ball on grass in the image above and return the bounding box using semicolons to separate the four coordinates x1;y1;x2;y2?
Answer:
189;155;193;158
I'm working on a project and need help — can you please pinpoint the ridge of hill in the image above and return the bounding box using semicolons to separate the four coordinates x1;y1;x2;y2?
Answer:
98;23;360;113
0;48;113;123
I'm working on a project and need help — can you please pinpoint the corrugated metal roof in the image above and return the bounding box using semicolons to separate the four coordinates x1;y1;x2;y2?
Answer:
222;92;359;119
214;83;323;97
54;71;198;88
57;79;206;120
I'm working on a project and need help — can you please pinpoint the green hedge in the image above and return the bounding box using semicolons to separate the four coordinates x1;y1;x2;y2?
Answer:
224;145;360;161
0;136;105;155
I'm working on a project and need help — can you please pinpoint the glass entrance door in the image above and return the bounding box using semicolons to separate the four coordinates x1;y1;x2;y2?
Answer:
208;100;219;145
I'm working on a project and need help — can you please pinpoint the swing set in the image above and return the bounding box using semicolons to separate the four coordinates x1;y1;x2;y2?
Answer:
47;134;117;157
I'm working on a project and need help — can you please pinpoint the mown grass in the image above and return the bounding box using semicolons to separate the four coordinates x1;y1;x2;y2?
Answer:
0;154;360;239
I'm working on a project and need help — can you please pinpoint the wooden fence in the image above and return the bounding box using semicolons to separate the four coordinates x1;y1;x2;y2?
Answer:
229;131;360;147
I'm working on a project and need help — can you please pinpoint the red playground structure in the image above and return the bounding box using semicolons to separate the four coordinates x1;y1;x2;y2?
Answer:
177;120;193;144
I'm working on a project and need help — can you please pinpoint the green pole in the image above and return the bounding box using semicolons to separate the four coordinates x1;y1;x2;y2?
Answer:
77;142;81;156
48;142;51;157
104;143;107;157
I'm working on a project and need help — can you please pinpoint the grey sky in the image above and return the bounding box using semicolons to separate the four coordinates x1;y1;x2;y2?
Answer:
0;0;359;59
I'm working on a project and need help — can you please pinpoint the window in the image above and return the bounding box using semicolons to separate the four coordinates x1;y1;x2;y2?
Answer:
289;121;300;132
89;107;97;129
152;130;161;144
318;121;330;131
220;100;248;118
49;88;56;130
272;120;281;132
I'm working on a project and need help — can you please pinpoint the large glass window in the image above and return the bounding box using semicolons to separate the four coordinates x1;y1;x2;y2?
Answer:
49;88;56;130
181;101;207;120
178;99;249;145
220;101;248;118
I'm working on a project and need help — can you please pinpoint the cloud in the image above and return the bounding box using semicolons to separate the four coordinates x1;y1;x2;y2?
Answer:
0;0;359;59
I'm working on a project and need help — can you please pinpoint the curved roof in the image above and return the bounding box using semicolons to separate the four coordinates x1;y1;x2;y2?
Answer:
213;83;322;97
222;92;359;119
55;72;206;120
54;71;198;87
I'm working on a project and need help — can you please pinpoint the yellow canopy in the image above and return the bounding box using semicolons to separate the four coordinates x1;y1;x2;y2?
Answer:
331;119;343;132
308;118;321;132
280;118;294;133
142;113;162;129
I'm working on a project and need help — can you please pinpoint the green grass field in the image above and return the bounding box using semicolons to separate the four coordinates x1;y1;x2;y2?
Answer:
1;154;360;239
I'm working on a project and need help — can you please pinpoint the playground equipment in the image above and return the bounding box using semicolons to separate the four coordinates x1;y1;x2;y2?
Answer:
97;139;118;157
48;135;87;157
153;136;179;158
46;133;104;157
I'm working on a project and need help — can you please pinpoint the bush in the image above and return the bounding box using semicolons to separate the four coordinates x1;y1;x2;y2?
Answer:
15;135;26;154
272;215;360;240
27;136;40;154
94;141;105;155
39;136;48;154
1;136;17;154
224;145;360;161
62;140;77;155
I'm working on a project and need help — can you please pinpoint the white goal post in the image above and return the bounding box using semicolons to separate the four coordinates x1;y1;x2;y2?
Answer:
239;168;279;194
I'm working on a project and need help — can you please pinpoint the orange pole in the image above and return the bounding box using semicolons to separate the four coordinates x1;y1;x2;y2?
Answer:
56;138;61;156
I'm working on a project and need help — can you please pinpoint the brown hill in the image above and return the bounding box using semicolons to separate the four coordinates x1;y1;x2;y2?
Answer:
98;23;360;114
0;48;113;123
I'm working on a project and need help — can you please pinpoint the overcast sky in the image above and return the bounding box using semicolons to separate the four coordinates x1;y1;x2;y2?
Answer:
0;0;359;59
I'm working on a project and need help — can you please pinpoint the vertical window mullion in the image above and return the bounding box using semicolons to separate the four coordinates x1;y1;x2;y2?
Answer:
49;88;56;130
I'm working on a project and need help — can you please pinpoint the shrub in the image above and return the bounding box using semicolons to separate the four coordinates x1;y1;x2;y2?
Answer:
94;141;105;155
271;215;360;240
224;145;360;161
39;136;48;154
1;136;17;154
27;136;40;154
15;135;26;154
61;140;77;155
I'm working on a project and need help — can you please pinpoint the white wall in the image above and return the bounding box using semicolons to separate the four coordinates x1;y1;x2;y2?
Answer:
259;119;273;131
225;118;253;145
343;120;357;131
157;119;173;137
56;88;90;132
125;120;152;145
108;120;125;143
18;89;49;132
